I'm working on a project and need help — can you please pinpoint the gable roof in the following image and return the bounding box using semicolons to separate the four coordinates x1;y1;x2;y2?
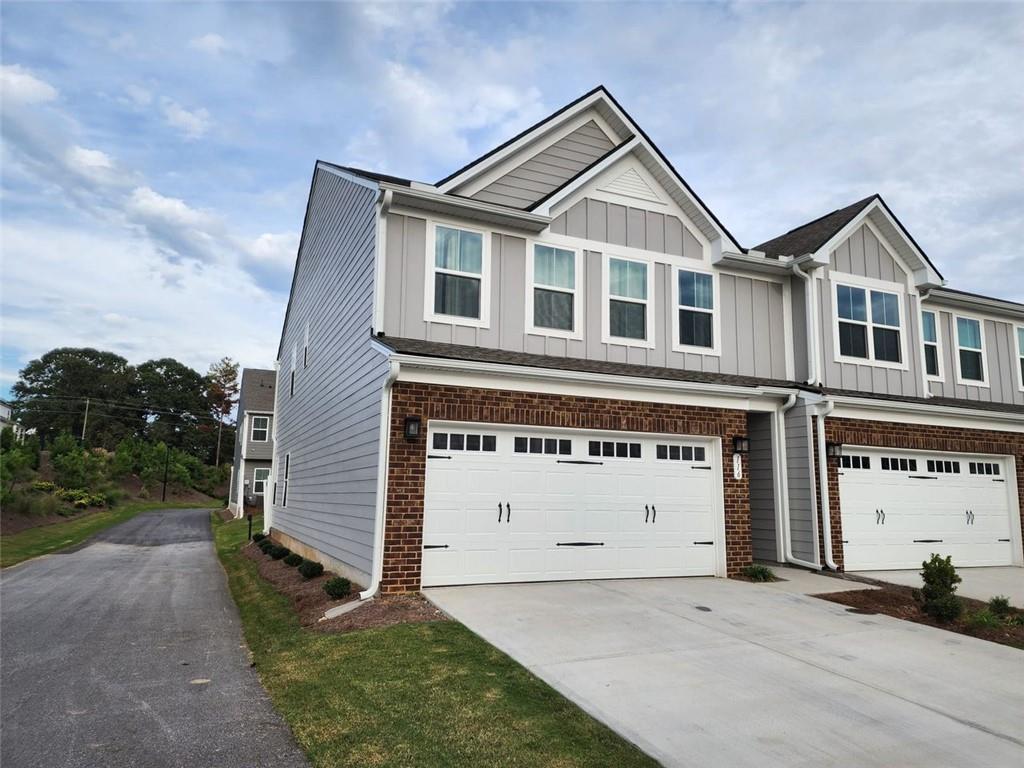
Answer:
756;196;876;259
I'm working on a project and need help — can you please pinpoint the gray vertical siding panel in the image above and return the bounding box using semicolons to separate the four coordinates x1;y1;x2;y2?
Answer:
272;169;389;584
748;413;778;562
785;403;817;564
791;278;808;382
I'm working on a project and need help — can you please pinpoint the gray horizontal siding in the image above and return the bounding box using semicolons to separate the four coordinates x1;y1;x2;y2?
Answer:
785;402;818;565
472;121;615;209
244;460;271;497
927;310;1024;406
382;211;789;380
244;413;273;460
272;168;390;585
748;412;778;562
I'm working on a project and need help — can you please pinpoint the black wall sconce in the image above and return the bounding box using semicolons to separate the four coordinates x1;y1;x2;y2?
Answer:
732;436;750;454
826;442;843;459
403;416;422;442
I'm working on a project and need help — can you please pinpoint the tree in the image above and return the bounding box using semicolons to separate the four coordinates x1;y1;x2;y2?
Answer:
12;348;142;449
135;358;210;453
206;357;239;466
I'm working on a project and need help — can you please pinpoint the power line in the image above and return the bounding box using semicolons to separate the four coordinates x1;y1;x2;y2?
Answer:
13;395;228;423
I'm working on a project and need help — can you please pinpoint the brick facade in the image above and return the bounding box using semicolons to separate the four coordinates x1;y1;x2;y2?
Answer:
381;381;753;593
814;416;1024;570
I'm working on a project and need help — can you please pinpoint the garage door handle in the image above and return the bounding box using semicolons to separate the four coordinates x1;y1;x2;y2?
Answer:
423;544;449;550
992;479;1005;483
645;505;650;523
505;502;511;523
999;538;1011;542
914;539;943;543
498;503;503;523
651;505;657;523
557;542;604;547
428;454;452;460
881;510;885;524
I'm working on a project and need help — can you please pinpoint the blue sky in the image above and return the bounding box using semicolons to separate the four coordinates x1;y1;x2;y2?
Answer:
2;1;1023;396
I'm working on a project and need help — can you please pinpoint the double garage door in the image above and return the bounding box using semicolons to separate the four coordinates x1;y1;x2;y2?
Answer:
839;447;1018;570
421;423;724;587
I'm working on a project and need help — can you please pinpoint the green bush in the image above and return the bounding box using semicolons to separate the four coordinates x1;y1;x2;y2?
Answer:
283;553;303;567
965;609;1002;630
31;480;57;493
270;545;290;560
257;539;275;553
918;554;962;622
297;560;324;580
324;577;352;599
3;491;60;517
988;595;1012;616
741;564;776;582
252;532;267;543
54;488;106;508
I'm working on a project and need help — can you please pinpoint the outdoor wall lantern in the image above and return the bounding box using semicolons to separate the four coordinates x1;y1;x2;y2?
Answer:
732;436;751;454
403;416;422;442
826;442;844;459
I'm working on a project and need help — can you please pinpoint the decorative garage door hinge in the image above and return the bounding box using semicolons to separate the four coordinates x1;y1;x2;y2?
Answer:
556;541;604;547
423;544;449;549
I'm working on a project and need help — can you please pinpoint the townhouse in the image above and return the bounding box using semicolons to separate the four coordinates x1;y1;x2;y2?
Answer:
228;368;275;518
263;86;1023;596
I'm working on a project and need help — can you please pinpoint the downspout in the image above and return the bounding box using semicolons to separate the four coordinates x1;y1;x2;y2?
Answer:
776;394;821;570
791;261;818;385
359;359;400;600
815;399;840;571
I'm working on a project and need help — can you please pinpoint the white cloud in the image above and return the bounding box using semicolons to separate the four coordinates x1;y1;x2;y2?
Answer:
0;64;58;104
126;186;224;261
189;33;229;55
123;84;152;106
245;232;300;268
161;98;211;139
65;145;115;181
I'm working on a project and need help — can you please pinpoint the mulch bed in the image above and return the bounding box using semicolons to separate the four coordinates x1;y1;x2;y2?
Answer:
817;585;1024;650
242;541;447;634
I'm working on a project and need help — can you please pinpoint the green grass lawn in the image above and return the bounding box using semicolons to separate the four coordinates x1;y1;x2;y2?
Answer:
214;514;657;768
1;501;216;568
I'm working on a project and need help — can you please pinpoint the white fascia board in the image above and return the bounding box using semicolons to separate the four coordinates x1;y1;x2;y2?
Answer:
925;289;1024;321
389;352;794;406
827;395;1024;430
712;251;793;276
315;161;381;192
381;182;550;232
531;138;640;217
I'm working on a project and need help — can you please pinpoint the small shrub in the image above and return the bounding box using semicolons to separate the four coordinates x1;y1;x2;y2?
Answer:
269;545;290;560
918;554;962;621
741;564;776;582
923;593;962;622
283;553;303;567
965;609;1002;630
988;595;1011;616
252;532;267;543
324;577;352;599
297;560;324;580
257;540;275;553
31;480;57;494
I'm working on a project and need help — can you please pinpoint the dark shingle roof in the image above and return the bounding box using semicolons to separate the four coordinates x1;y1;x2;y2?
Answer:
822;387;1024;416
239;368;276;413
756;196;877;258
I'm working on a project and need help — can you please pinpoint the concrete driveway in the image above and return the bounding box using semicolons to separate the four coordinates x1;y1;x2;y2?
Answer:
1;508;307;768
427;578;1024;768
852;566;1024;606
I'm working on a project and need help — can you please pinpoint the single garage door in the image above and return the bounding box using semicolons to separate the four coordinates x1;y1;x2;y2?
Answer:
421;423;724;587
838;447;1017;570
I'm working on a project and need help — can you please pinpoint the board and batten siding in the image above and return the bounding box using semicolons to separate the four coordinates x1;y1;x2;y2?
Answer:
747;412;778;562
272;167;390;585
926;309;1024;406
381;210;789;380
471;122;616;209
785;401;818;565
819;224;923;398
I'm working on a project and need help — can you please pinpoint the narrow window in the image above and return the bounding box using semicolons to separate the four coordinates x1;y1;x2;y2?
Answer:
304;321;310;368
250;415;269;442
870;290;902;363
533;244;576;332
290;345;297;397
608;257;648;341
1016;327;1024;389
252;468;270;495
956;317;985;382
922;311;940;378
678;270;714;349
282;454;290;506
433;225;483;319
837;285;869;359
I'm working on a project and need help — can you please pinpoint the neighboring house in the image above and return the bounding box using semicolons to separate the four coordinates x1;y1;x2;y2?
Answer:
228;369;275;518
266;86;1023;597
0;400;27;442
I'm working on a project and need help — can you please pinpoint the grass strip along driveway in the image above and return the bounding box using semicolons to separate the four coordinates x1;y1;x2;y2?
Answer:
214;514;657;768
1;502;214;568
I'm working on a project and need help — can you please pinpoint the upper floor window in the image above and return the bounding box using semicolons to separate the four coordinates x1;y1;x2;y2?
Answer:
835;283;903;365
250;415;269;442
921;310;942;379
430;224;486;323
605;256;650;343
252;467;270;494
675;268;716;352
530;244;578;335
955;316;986;384
1016;326;1024;391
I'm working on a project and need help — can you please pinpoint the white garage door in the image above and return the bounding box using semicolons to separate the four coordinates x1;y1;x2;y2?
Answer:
838;447;1017;570
421;424;724;587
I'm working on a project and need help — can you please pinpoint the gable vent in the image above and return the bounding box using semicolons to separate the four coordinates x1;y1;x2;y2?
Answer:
600;167;664;204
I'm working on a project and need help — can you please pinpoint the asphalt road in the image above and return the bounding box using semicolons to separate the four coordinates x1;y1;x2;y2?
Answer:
1;508;308;768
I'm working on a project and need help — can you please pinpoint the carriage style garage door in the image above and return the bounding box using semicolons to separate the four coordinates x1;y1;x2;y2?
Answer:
421;423;724;587
838;447;1018;571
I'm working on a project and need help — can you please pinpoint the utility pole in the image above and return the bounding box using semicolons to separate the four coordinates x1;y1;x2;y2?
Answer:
80;398;90;443
161;442;170;502
215;417;223;466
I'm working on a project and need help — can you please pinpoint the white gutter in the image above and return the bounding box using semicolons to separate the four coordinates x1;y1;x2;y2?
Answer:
381;182;550;232
791;261;818;385
826;394;1024;426
775;394;821;570
815;399;839;571
359;359;400;600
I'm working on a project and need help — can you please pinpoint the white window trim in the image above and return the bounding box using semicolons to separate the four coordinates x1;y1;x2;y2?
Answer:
953;313;990;387
1015;325;1024;393
525;240;583;340
830;275;909;371
252;467;270;495
423;220;491;329
250;415;270;442
920;309;944;382
671;265;721;356
601;252;656;349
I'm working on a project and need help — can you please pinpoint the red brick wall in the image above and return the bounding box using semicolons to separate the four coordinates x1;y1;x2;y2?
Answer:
381;381;753;593
814;416;1024;570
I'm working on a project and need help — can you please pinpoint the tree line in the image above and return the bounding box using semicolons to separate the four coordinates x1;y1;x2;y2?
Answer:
10;347;240;466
